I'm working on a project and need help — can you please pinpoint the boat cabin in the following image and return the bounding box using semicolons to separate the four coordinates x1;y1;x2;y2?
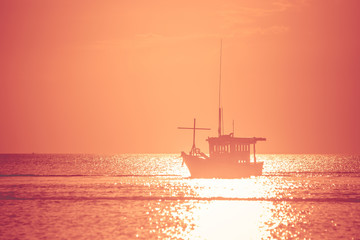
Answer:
207;134;266;163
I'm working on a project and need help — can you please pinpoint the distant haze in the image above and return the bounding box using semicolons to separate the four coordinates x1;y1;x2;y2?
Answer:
1;0;359;154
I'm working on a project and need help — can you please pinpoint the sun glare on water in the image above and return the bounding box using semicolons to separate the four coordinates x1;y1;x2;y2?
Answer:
177;179;273;239
138;178;282;239
187;201;273;239
131;175;315;239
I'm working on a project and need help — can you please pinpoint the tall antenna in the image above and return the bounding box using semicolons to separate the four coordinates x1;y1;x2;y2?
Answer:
218;39;223;137
222;108;224;135
219;39;222;110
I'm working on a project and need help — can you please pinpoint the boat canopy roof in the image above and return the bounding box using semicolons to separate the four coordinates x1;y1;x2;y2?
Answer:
207;134;266;145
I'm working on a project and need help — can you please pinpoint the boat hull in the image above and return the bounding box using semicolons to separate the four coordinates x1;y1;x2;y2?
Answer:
182;153;263;178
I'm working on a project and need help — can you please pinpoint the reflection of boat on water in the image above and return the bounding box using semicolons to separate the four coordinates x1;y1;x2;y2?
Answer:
179;41;266;178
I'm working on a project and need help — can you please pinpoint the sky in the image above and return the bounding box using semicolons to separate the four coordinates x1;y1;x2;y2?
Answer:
0;0;359;154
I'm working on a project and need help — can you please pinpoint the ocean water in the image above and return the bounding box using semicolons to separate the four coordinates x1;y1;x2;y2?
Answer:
1;154;360;239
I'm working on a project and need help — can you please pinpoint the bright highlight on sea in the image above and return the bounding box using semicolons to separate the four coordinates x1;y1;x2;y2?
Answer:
1;154;360;239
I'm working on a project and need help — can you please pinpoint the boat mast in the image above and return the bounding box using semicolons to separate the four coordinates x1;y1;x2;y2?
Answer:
232;120;234;136
218;39;223;137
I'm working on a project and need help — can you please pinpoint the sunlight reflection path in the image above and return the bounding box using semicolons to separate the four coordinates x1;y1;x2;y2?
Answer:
183;201;273;240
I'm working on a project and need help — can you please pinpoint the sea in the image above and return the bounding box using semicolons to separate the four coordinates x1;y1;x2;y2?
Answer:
1;154;360;239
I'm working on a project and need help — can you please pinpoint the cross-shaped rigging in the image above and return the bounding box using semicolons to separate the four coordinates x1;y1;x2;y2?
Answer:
178;118;210;155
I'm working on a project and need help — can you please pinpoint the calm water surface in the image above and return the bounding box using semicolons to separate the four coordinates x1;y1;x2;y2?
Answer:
1;154;360;239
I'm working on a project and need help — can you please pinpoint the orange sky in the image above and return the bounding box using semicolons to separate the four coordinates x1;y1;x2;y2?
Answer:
1;0;359;154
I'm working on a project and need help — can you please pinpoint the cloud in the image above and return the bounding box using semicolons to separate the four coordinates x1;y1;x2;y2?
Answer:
220;0;293;23
218;0;309;38
85;0;307;50
240;25;290;37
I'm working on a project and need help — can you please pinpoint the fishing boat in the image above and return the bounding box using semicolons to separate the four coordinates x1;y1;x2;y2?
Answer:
179;41;266;178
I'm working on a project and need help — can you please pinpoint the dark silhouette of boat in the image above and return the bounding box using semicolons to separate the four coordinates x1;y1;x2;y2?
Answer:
179;41;266;178
179;119;266;178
